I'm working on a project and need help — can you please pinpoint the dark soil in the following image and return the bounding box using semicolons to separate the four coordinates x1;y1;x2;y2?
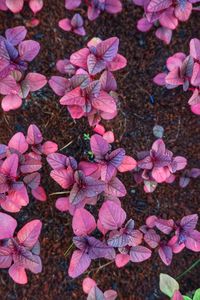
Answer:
0;1;200;299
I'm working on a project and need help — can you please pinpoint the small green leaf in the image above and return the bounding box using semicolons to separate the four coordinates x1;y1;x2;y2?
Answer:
159;274;179;298
193;289;200;300
183;296;192;300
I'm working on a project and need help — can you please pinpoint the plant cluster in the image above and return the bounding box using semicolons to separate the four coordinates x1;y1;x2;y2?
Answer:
49;37;127;126
133;0;200;44
154;38;200;115
47;133;136;214
59;13;86;36
0;212;42;284
0;26;47;111
68;201;200;278
0;124;57;212
64;0;122;21
160;273;200;300
133;138;187;193
0;0;43;14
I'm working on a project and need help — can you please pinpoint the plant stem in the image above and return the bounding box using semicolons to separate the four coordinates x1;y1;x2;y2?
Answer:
176;259;200;281
49;191;69;196
59;140;73;151
64;243;74;257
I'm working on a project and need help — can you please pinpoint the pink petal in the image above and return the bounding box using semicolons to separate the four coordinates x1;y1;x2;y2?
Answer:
104;290;118;300
0;212;17;239
6;0;24;13
18;40;40;62
17;219;42;248
72;208;96;236
9;263;27;284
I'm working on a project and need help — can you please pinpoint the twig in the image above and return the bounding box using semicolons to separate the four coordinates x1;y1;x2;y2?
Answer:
64;243;74;257
49;191;70;196
59;140;74;151
176;258;200;280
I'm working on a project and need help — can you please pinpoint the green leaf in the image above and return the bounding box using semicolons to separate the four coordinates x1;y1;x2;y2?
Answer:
159;274;179;298
183;296;192;300
193;289;200;300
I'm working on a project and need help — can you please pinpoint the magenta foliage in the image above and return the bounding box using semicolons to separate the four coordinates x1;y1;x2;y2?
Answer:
47;133;136;215
0;212;42;284
0;0;43;14
0;124;58;212
59;13;86;36
49;37;127;126
133;0;200;44
179;168;200;188
64;0;122;21
134;138;187;193
154;38;200;115
0;26;47;112
68;198;200;278
82;277;118;299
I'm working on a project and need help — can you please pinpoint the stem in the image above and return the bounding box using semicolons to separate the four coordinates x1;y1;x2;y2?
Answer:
176;259;200;281
49;191;69;196
64;243;74;257
59;140;73;151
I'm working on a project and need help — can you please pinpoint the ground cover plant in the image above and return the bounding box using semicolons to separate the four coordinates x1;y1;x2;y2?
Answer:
0;0;200;299
132;0;200;44
154;38;200;115
0;124;57;212
49;36;127;126
0;26;47;111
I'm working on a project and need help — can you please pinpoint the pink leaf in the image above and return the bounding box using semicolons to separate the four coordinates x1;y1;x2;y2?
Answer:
68;250;91;278
0;212;17;239
9;263;27;284
31;186;47;201
72;208;96;236
137;17;153;32
50;169;74;189
1;94;22;112
130;246;152;262
115;253;130;268
29;0;43;14
41;141;58;155
26;124;43;145
190;38;200;60
65;0;81;10
172;291;184;300
18;40;40;62
82;277;97;294
155;27;172;45
8;132;28;154
6;0;24;13
17;219;42;248
55;197;70;212
58;18;72;31
70;48;90;69
147;0;172;12
104;289;118;300
5;26;27;46
158;245;173;265
24;73;47;92
99;201;126;230
118;155;137;172
153;73;167;86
